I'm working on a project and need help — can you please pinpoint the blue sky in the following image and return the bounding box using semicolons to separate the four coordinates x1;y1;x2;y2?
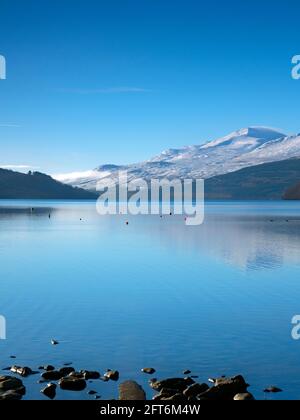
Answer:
0;0;300;173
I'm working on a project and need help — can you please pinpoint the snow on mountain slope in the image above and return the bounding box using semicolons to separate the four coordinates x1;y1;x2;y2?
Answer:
53;127;300;191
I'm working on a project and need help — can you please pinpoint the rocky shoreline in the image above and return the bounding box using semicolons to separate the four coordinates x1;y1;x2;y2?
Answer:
0;361;283;400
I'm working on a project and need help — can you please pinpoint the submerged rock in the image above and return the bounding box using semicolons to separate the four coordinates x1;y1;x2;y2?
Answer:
87;390;97;395
183;370;191;375
119;381;146;400
234;392;255;400
59;377;86;391
141;368;156;375
263;386;282;393
41;383;57;399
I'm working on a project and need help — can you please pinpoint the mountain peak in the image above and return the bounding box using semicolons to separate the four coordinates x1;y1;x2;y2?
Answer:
201;126;286;150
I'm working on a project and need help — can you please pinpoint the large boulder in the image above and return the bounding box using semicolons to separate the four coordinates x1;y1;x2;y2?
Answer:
119;381;146;400
0;376;25;400
198;375;248;400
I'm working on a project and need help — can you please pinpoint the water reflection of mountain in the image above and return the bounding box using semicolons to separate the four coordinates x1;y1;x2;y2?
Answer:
146;213;300;271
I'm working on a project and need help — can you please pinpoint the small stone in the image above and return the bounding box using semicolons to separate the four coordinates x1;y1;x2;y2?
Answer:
183;370;191;375
263;386;282;393
9;356;16;359
10;366;33;377
95;395;101;399
104;370;119;381
41;383;57;399
141;368;156;375
234;392;255;400
59;377;86;391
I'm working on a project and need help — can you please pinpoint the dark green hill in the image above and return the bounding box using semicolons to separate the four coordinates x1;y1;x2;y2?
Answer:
205;158;300;200
0;169;97;199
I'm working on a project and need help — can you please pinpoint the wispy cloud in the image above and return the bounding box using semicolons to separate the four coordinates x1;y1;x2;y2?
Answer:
0;123;20;128
57;87;151;94
0;164;38;170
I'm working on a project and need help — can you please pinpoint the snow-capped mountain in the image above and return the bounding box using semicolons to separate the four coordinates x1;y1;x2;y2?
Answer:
54;127;300;191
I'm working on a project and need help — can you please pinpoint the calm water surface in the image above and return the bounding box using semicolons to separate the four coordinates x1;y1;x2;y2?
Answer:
1;200;300;400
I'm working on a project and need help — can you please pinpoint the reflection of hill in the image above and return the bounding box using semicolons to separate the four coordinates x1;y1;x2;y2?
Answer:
139;211;300;271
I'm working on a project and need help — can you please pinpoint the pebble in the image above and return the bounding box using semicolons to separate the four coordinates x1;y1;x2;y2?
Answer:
141;367;156;375
263;386;282;393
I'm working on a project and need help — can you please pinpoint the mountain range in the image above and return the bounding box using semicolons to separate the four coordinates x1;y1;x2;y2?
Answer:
1;126;300;200
54;127;300;192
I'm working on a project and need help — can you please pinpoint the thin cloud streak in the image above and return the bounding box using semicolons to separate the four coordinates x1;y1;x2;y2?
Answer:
0;123;20;128
0;165;38;170
58;87;151;94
